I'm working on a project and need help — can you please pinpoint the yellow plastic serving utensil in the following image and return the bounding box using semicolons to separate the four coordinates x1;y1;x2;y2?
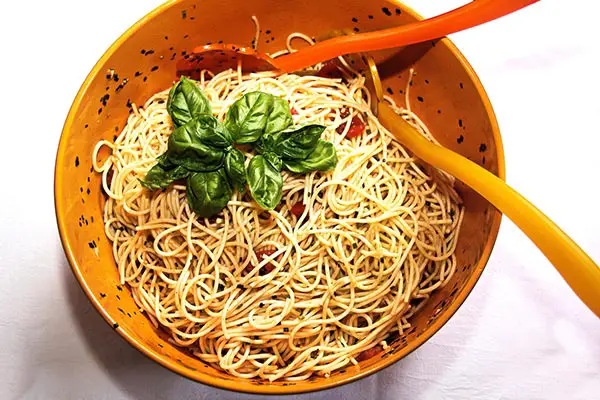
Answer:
364;57;600;318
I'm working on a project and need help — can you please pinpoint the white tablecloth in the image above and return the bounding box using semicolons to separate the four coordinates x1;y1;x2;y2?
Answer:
1;0;599;399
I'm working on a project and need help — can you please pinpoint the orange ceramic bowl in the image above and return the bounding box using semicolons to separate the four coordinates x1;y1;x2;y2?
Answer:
55;0;504;395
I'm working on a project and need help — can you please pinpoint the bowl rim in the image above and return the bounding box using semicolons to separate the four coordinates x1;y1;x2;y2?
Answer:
55;0;505;395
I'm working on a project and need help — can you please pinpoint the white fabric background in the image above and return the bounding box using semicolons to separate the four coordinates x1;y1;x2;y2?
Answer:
1;0;599;399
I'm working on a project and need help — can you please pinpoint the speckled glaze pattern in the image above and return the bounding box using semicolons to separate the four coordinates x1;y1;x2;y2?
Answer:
55;0;505;394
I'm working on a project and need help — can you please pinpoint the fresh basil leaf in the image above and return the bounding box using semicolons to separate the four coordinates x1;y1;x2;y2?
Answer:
277;125;325;160
188;115;232;149
225;92;275;144
141;161;191;190
156;153;174;168
225;149;247;191
167;77;211;126
283;140;337;173
263;151;283;172
247;155;283;210
265;97;293;135
255;130;283;155
166;121;225;171
186;170;232;217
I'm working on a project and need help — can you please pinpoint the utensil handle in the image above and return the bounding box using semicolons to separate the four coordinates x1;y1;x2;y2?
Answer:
378;104;600;318
272;0;540;73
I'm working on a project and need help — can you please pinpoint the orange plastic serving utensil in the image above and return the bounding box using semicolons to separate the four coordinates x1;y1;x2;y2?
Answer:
358;56;600;319
181;0;539;75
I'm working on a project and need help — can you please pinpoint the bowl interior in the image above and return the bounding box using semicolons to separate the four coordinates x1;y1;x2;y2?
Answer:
55;0;503;394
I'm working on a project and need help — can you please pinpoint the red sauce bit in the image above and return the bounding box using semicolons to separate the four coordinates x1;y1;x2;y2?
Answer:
245;249;277;275
356;346;382;362
316;61;343;79
291;107;298;115
290;202;305;217
336;116;366;139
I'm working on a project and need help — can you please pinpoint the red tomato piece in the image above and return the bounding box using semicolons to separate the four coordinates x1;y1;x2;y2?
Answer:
245;249;277;275
261;263;275;275
316;61;343;79
291;107;298;115
356;346;382;362
336;116;366;139
290;202;305;217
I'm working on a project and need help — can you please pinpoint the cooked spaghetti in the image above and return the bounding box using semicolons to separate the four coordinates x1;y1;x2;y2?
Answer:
93;58;463;381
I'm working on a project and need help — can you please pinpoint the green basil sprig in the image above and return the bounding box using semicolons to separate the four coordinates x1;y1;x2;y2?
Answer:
142;77;338;217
